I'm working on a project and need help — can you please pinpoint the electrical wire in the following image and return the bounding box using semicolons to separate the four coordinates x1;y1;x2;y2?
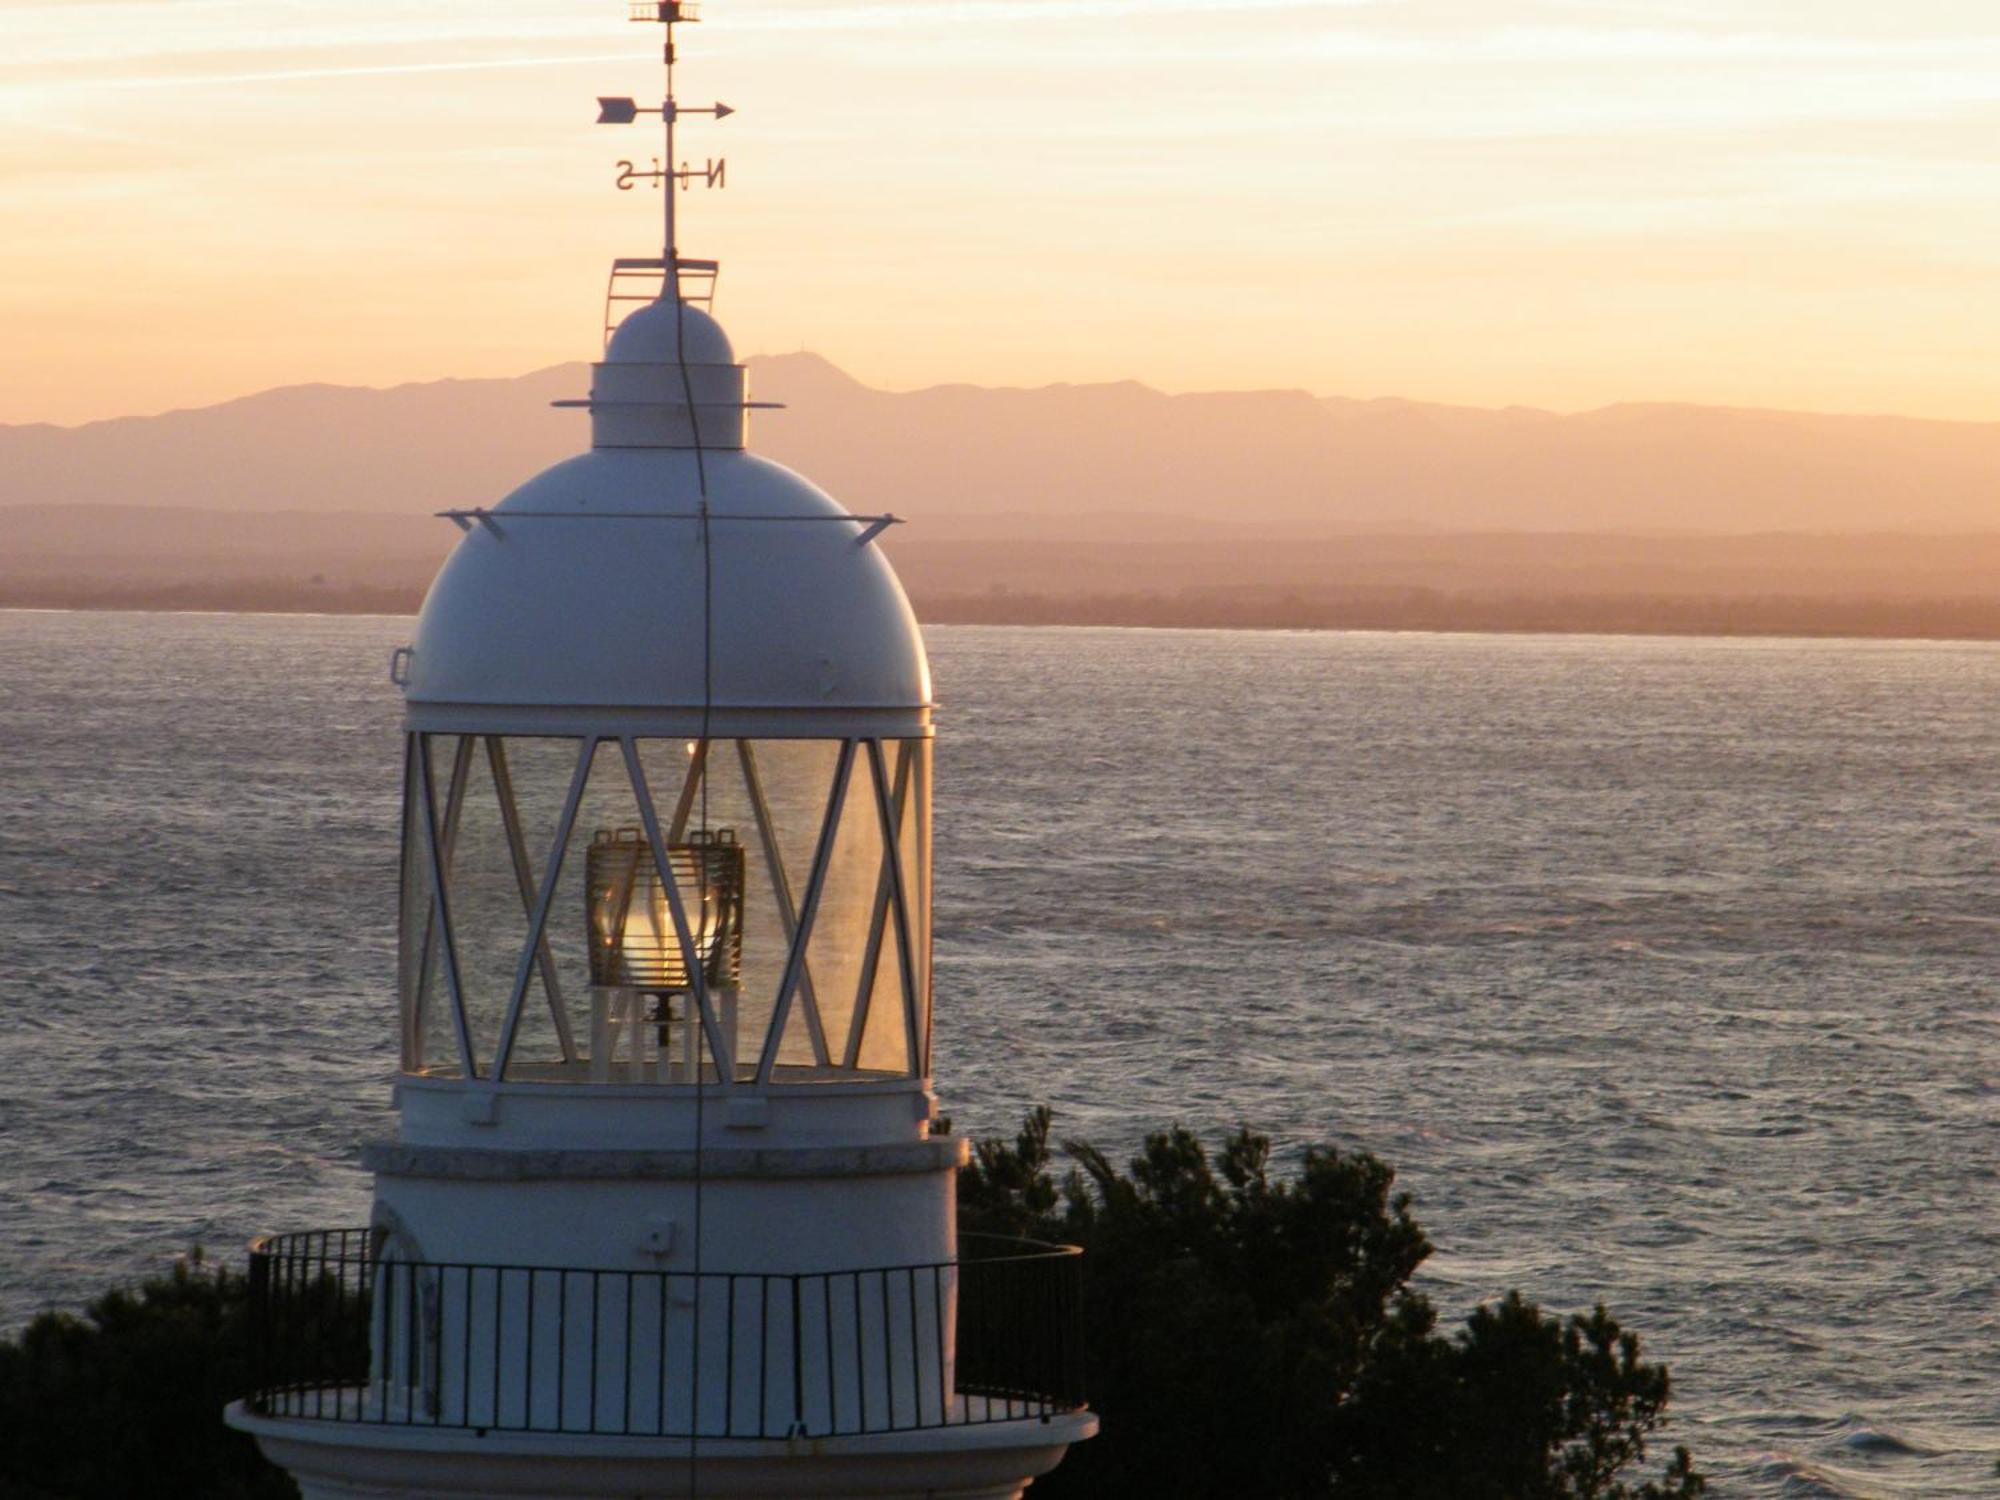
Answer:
665;26;713;1490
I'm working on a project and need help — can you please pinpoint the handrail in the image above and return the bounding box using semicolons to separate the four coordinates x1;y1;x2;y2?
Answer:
246;1228;1081;1272
243;1229;1084;1439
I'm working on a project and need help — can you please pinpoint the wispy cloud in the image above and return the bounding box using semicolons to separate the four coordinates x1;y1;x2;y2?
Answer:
1302;25;2000;65
728;0;1390;27
0;4;599;67
84;52;635;92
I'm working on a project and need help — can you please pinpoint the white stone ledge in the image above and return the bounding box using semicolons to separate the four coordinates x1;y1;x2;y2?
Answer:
359;1137;969;1182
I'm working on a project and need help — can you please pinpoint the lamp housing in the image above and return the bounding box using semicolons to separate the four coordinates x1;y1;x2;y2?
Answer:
586;826;745;991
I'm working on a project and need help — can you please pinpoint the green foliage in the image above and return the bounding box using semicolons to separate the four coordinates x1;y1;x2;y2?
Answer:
0;1250;297;1500
1331;1293;1705;1500
960;1108;1704;1500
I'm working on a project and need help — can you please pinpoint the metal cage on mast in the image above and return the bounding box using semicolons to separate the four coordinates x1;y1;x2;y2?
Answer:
630;1;698;22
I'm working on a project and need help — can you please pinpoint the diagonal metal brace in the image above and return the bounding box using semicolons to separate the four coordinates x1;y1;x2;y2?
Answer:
854;513;900;548
437;507;505;538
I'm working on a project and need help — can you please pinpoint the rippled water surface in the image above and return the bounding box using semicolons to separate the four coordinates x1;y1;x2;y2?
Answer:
1;611;1995;1495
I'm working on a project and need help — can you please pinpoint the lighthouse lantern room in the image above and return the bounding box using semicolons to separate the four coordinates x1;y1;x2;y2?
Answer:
225;5;1093;1496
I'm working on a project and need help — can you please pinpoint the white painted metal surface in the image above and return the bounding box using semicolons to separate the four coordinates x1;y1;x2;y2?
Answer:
607;297;735;364
403;448;929;731
585;296;750;448
231;1405;1097;1499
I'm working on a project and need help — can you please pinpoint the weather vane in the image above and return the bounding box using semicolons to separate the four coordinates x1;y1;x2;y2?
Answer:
596;1;733;309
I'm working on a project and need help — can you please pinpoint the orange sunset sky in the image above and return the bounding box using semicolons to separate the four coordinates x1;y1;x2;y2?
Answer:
3;0;1999;427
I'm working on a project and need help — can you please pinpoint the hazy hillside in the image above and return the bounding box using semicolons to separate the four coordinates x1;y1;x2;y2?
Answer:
0;366;584;517
9;357;2000;636
5;355;2000;532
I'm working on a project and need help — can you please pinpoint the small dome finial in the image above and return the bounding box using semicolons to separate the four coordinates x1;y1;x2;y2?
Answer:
605;296;736;366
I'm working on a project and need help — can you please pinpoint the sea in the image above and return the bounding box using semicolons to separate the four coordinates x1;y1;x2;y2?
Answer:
0;610;1995;1497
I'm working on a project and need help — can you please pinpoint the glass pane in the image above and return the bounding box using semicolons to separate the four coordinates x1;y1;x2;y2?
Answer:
487;738;589;1081
545;739;648;1081
844;738;927;1079
854;894;909;1075
441;740;535;1078
631;738;764;1082
513;740;632;1080
401;735;596;1082
788;744;881;1079
417;932;455;1075
740;739;844;1076
398;736;454;1076
748;741;845;893
899;740;933;1075
651;737;849;1082
408;734;472;1077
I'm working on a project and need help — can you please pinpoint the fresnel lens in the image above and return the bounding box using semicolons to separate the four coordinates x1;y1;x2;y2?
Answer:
585;826;745;1080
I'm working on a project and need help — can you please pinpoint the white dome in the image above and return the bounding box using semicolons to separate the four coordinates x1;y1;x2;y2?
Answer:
605;297;736;365
403;446;929;736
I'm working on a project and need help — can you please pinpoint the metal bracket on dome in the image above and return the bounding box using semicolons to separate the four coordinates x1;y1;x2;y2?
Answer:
854;514;898;547
439;507;506;538
430;508;902;545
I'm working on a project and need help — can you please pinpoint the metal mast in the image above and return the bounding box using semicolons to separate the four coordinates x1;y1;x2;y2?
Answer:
597;2;733;333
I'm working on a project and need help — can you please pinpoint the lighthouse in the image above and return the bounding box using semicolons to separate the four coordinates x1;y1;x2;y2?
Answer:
224;5;1095;1495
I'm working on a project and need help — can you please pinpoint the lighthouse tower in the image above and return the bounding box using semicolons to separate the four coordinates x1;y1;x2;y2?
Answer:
225;6;1094;1496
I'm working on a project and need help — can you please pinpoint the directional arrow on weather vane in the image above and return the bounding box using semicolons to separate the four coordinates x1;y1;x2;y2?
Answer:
596;97;734;124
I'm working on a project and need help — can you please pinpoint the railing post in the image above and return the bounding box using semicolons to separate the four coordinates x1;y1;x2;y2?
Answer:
248;1246;271;1414
1068;1249;1086;1406
789;1274;806;1437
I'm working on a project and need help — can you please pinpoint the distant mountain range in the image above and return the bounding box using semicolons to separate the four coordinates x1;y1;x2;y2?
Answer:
6;353;2000;531
7;357;2000;635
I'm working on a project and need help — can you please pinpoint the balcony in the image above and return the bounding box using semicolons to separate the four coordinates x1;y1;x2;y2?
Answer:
242;1230;1084;1440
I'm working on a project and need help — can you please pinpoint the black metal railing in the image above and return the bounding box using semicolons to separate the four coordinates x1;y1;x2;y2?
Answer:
244;1229;1083;1438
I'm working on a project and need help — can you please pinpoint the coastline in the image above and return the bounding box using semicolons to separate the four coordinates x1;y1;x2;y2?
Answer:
9;584;2000;642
